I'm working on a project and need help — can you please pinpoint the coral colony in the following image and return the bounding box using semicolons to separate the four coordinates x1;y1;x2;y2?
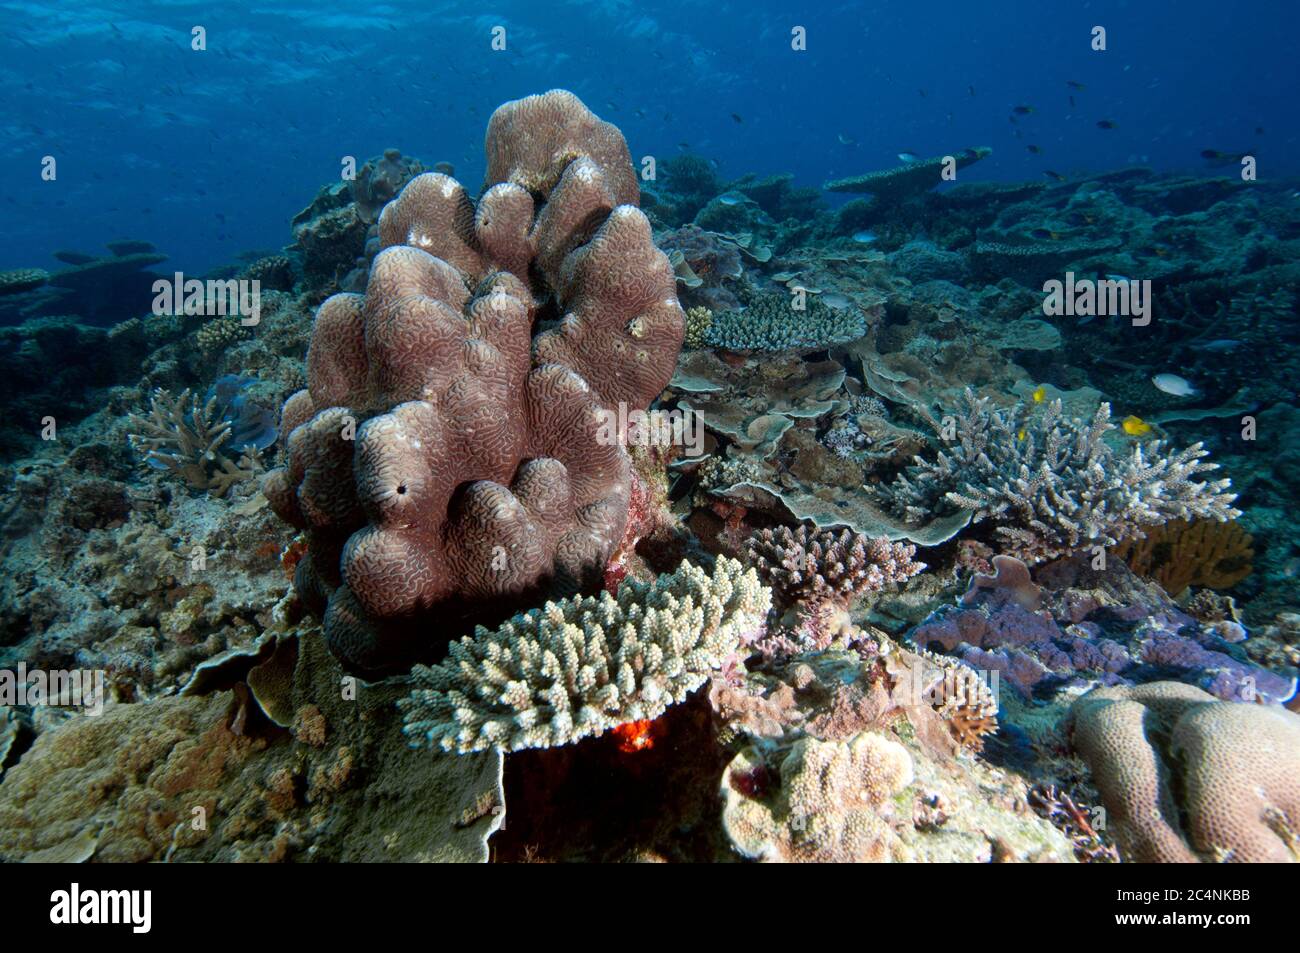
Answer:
1;82;1298;870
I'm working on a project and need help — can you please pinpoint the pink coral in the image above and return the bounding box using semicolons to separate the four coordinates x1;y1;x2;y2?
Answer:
264;91;683;672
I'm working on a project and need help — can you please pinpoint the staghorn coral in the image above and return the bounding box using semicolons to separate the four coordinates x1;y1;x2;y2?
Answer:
721;731;913;862
1069;681;1300;862
1112;518;1254;595
263;90;683;672
398;557;770;753
704;291;865;352
883;389;1240;563
745;525;924;612
126;388;263;497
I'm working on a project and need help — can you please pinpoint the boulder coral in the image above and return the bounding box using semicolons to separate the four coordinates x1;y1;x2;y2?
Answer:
263;90;684;672
1068;681;1300;862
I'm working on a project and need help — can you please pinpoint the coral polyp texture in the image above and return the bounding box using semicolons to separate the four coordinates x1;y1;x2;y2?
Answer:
398;557;771;753
1069;681;1300;862
881;389;1240;563
263;90;684;671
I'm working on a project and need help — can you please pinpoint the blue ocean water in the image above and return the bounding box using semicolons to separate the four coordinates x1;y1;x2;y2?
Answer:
1;0;1295;274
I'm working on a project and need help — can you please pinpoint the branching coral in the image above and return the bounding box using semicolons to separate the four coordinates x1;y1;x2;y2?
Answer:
398;557;770;753
705;292;865;352
263;90;684;672
882;389;1240;563
745;525;924;611
126;388;263;497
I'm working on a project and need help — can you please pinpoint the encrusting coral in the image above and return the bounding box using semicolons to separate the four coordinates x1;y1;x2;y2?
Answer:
126;388;263;497
398;557;770;753
263;90;684;672
721;730;914;862
1069;681;1300;862
882;389;1240;563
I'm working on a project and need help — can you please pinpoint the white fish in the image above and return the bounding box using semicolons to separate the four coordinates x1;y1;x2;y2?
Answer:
1152;373;1198;397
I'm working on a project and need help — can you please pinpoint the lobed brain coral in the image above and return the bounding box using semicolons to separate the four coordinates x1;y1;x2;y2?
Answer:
1069;681;1300;862
263;90;684;672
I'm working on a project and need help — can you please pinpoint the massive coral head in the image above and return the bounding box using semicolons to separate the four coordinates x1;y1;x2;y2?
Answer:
264;90;684;673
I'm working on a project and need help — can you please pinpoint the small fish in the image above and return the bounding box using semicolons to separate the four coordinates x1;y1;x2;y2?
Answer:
716;192;746;206
1096;119;1117;130
897;152;920;163
1069;95;1077;109
1201;149;1246;167
1122;415;1152;436
820;292;852;310
1152;373;1198;397
1027;144;1042;154
1256;126;1265;135
918;88;928;98
1017;428;1027;441
968;85;976;97
1194;339;1244;353
1030;228;1061;241
1066;80;1086;91
1031;385;1047;403
1043;170;1066;182
852;230;879;244
837;133;857;146
1013;105;1034;115
731;113;743;123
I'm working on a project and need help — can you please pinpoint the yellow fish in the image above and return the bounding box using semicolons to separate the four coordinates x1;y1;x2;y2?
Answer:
1017;428;1027;441
1122;415;1152;436
1031;385;1047;403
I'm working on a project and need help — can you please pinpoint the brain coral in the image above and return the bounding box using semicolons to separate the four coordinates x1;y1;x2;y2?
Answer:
263;90;684;672
1069;681;1300;862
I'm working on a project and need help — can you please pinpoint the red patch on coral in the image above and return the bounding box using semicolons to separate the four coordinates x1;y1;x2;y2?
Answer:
611;718;659;753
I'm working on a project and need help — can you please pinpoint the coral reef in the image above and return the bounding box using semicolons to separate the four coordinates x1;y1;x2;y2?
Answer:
704;291;865;352
911;552;1296;705
745;525;924;624
722;730;913;862
263;90;684;672
398;557;770;753
1069;681;1300;862
882;389;1240;562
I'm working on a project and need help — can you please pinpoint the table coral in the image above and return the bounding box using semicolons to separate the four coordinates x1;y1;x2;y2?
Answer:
263;90;684;672
1069;681;1300;862
398;557;770;753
